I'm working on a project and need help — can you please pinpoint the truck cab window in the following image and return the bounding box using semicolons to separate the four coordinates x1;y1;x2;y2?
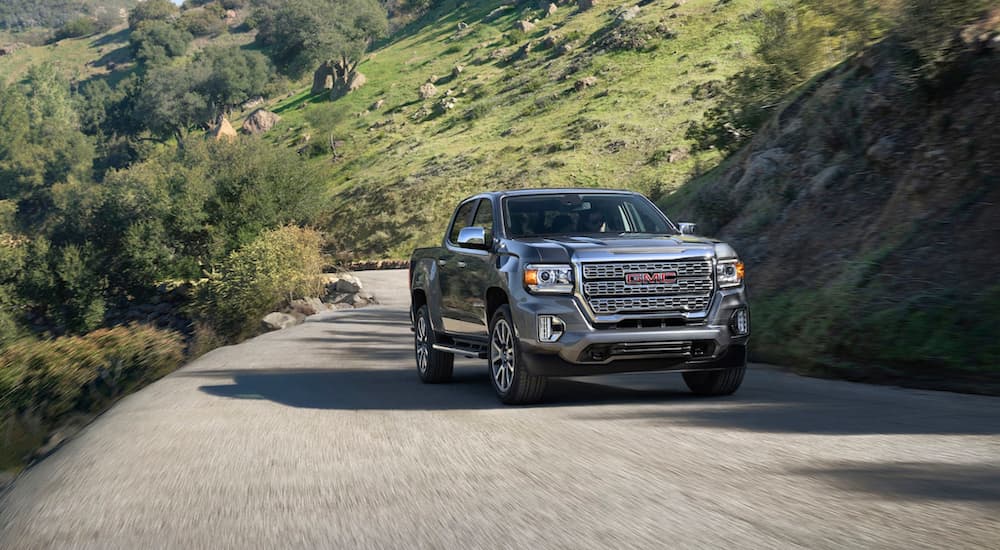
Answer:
448;200;477;244
471;199;494;240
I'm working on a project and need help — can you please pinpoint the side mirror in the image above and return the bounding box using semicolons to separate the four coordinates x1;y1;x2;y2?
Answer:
678;222;697;236
457;226;491;249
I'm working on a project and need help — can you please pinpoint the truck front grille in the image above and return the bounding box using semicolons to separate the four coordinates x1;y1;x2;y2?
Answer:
581;259;714;316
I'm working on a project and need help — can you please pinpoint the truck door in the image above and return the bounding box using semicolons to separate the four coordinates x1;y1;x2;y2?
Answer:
450;198;495;337
439;199;477;333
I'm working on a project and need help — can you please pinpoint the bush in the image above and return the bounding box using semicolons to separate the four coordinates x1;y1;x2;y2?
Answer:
179;8;227;37
130;20;193;66
896;0;993;79
53;17;97;41
0;325;184;424
195;226;325;340
128;0;180;30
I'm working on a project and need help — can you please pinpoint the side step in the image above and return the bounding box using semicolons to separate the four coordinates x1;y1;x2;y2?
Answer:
432;342;488;359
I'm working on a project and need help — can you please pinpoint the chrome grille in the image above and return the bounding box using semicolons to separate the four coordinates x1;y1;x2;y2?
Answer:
584;279;714;296
581;259;713;316
583;261;712;279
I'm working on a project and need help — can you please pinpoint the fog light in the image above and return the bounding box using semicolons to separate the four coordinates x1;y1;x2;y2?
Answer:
730;308;750;336
538;315;565;342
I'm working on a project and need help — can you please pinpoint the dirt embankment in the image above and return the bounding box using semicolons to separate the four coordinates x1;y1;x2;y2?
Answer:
664;32;1000;390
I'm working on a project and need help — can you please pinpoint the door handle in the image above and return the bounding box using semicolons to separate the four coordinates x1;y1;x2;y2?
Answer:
438;259;447;266
457;261;467;268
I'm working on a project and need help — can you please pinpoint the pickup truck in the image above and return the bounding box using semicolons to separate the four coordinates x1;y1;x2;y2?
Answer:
409;189;750;404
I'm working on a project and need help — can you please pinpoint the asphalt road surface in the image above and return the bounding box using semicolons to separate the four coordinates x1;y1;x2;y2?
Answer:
1;270;998;549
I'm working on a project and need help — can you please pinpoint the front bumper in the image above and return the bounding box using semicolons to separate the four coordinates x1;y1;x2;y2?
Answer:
510;286;749;377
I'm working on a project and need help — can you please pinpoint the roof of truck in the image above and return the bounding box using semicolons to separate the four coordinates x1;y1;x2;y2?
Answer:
474;188;642;199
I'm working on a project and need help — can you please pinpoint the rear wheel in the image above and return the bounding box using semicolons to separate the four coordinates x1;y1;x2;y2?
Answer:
414;305;453;383
683;366;745;396
489;305;546;404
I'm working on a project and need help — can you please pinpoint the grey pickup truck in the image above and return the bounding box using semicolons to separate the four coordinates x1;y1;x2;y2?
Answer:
409;189;750;404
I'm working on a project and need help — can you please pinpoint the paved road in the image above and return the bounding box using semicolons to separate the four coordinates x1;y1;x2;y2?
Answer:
1;270;998;549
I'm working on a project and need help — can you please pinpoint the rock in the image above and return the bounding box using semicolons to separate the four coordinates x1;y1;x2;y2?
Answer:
734;148;789;194
209;116;238;142
346;71;367;92
0;43;26;56
224;9;237;20
866;136;895;165
370;98;386;110
545;3;558;16
428;74;439;83
556;42;574;55
289;299;318;317
808;164;843;195
486;5;514;20
578;0;596;10
312;61;334;95
617;5;641;21
452;64;464;77
667;148;688;163
335;275;363;293
241;96;265;111
436;96;457;114
668;0;685;8
574;76;598;91
262;312;299;331
489;47;511;60
241;109;282;135
515;20;536;32
458;21;469;30
419;82;438;99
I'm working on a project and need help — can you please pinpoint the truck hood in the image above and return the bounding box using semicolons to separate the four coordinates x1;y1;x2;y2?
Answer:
512;235;738;263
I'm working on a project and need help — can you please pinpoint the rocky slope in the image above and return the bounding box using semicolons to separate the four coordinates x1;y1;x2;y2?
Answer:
663;28;1000;386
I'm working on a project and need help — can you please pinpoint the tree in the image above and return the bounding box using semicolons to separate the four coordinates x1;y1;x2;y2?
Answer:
128;0;179;30
134;63;213;141
129;20;193;66
252;0;387;80
194;46;274;112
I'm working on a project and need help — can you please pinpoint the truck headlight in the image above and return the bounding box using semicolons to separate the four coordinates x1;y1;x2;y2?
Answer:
524;264;574;294
717;259;745;288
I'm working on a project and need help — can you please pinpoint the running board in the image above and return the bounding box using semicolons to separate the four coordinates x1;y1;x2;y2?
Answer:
432;343;487;359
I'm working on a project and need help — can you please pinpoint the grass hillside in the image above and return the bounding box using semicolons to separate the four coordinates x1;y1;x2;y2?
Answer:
263;0;779;258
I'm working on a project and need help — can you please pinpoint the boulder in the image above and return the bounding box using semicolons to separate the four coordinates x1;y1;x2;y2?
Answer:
262;312;299;331
617;5;641;21
347;71;367;92
578;0;596;10
0;43;26;56
419;82;438;99
210;116;238;142
457;22;469;30
312;62;335;95
545;3;558;17
515;20;536;32
452;64;464;77
241;109;282;135
335;275;363;293
370;98;386;110
241;96;264;111
574;76;598;91
224;9;237;20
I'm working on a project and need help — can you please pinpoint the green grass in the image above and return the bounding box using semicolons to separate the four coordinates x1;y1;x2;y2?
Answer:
257;0;776;258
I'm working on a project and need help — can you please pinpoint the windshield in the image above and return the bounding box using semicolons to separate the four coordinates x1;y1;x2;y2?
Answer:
503;193;676;238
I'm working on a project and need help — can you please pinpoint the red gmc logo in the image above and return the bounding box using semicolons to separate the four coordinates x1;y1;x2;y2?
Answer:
625;271;678;285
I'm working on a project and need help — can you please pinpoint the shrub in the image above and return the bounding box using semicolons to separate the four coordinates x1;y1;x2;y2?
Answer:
0;325;184;424
53;17;97;41
180;8;228;37
896;0;994;80
128;0;180;30
195;226;325;340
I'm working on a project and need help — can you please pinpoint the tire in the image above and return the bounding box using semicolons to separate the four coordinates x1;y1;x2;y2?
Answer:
683;366;745;396
488;305;546;404
414;305;454;383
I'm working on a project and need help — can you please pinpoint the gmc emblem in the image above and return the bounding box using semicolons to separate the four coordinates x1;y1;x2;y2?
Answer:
625;271;678;285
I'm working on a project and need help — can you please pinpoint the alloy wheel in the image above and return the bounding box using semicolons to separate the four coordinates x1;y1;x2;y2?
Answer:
490;318;515;393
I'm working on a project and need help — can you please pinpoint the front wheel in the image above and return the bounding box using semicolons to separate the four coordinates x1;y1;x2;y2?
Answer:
683;366;745;396
489;305;546;404
414;305;453;383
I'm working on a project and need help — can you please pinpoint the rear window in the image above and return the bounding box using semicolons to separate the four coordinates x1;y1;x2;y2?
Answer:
503;193;674;238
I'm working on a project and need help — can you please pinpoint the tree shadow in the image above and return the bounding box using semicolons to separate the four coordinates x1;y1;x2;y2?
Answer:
796;462;1000;506
90;28;130;48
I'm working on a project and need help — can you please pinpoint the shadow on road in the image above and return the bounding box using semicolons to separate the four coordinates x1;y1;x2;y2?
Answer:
195;367;691;411
797;462;1000;506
